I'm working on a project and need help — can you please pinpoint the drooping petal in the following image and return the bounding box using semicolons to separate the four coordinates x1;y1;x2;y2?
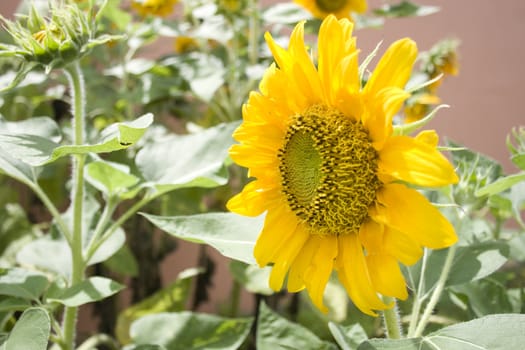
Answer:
303;235;338;312
268;224;310;290
363;38;417;98
366;253;408;300
254;203;299;267
336;234;387;316
358;219;384;253
287;235;319;292
372;183;458;249
383;226;423;266
379;135;459;187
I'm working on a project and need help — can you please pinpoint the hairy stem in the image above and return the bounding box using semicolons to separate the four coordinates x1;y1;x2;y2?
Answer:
382;296;402;339
61;61;87;350
407;248;429;337
412;244;458;337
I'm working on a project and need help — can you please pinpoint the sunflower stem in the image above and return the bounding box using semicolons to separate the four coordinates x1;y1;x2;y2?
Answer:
62;61;87;350
382;296;402;339
412;244;457;337
407;248;429;337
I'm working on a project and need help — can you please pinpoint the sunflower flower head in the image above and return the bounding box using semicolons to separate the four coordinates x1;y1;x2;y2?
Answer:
294;0;367;20
131;0;179;17
227;15;459;316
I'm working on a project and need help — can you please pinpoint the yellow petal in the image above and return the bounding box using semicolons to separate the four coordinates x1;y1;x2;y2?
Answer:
318;16;358;104
415;129;439;148
229;143;278;169
287;235;319;293
363;38;418;99
358;219;384;254
362;87;410;150
268;224;310;290
379;134;459;187
366;253;408;300
303;236;338;313
226;180;280;217
373;183;458;249
254;203;299;267
383;226;423;266
336;234;387;316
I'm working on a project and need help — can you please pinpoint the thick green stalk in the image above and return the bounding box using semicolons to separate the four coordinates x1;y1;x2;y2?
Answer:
61;61;87;350
382;296;402;339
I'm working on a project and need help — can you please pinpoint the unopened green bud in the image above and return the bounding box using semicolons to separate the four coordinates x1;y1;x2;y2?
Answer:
0;0;121;90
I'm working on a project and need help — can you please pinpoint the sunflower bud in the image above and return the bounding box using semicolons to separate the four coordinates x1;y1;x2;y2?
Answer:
0;1;121;90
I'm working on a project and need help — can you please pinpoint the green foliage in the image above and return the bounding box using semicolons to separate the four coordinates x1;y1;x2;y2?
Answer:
0;0;522;349
143;212;263;264
1;308;50;350
128;312;253;350
256;302;337;350
47;276;124;307
361;314;525;349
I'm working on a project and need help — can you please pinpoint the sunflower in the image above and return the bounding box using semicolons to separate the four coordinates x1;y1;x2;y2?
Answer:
131;0;178;17
227;15;458;316
294;0;367;20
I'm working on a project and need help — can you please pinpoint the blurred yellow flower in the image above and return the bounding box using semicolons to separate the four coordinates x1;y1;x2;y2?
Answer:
227;15;458;315
404;93;441;123
174;36;199;54
294;0;367;20
131;0;178;17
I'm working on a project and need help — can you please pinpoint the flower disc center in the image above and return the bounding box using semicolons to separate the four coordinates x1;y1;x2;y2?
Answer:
278;104;382;235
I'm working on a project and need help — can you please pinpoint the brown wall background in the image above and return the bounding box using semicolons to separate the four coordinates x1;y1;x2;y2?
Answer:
1;0;524;325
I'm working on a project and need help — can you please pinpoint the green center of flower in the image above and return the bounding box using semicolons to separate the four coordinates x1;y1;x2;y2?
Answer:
278;104;382;236
315;0;347;12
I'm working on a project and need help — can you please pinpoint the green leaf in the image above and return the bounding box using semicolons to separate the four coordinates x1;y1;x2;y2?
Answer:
142;212;263;264
451;278;516;317
0;145;39;185
257;302;337;350
103;244;139;277
116;268;202;344
123;345;167;350
0;268;48;300
3;307;50;350
85;160;140;197
426;314;525;349
47;277;124;307
130;312;253;350
0;297;31;313
358;338;422;350
328;322;368;350
229;261;273;296
0;114;152;166
373;1;439;17
475;172;525;197
361;315;525;349
0;116;61;142
407;241;509;293
47;113;153;164
136;121;238;194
